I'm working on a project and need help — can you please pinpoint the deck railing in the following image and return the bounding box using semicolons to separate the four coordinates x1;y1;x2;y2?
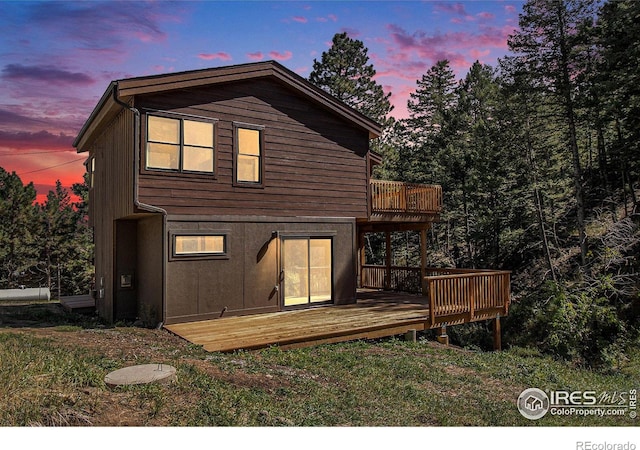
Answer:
424;268;510;325
370;180;442;215
360;265;510;325
361;265;422;292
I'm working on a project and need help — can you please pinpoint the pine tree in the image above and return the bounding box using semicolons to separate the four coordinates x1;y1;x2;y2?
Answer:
596;0;640;214
0;168;39;288
309;32;393;127
38;180;78;297
31;179;94;297
407;60;458;139
404;60;458;186
70;175;94;296
499;55;561;280
508;0;598;265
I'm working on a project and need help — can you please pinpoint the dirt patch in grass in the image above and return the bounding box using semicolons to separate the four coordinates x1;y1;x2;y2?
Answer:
187;358;295;392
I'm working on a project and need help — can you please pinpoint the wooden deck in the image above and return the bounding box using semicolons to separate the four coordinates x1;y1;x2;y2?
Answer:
165;266;511;353
164;290;432;352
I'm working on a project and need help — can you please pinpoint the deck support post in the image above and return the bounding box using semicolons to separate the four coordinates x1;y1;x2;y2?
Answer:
404;329;417;343
436;325;449;346
358;231;366;288
493;315;502;351
420;229;427;295
384;231;392;290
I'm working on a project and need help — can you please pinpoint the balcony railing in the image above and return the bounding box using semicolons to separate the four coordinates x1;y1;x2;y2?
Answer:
360;265;510;325
370;180;442;215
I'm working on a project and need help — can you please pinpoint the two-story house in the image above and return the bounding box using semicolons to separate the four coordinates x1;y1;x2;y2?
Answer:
74;61;509;351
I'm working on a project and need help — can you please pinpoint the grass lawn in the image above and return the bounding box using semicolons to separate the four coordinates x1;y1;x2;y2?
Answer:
0;301;638;428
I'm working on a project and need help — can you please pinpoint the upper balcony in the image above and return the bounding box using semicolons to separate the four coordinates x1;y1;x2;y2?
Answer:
364;179;443;224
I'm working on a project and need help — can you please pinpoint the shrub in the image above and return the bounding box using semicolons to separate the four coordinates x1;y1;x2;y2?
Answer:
505;280;629;369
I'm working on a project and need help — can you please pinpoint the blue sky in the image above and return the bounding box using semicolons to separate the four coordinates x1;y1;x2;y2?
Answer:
0;0;524;201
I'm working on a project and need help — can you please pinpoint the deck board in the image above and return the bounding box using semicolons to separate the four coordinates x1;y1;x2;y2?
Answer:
164;290;431;352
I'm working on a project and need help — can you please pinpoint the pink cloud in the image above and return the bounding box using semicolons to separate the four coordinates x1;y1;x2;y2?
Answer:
0;97;96;136
198;52;232;61
470;49;491;59
292;16;308;23
315;14;337;23
247;52;264;61
505;5;517;14
0;108;47;127
28;1;172;50
434;2;474;22
386;23;512;57
341;28;361;38
2;64;95;86
0;130;74;151
269;51;293;61
477;12;495;21
434;2;468;16
134;31;162;43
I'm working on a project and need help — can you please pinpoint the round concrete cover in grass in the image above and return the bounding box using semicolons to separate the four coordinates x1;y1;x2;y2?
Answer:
105;364;177;388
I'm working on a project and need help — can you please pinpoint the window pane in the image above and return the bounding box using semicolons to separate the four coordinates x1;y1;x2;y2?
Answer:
238;128;261;156
147;143;179;170
175;235;225;255
284;239;309;306
237;154;260;182
183;146;214;172
184;120;213;147
148;116;179;144
310;239;332;302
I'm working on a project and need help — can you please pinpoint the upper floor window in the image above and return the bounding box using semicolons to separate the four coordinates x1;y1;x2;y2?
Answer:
233;122;264;186
146;114;216;174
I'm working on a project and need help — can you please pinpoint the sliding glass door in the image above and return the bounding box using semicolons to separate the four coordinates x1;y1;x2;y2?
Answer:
283;237;332;307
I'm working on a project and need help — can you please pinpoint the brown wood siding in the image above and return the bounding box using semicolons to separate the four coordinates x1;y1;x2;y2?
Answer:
86;108;135;321
137;215;163;324
136;79;369;218
164;217;356;325
90;107;135;220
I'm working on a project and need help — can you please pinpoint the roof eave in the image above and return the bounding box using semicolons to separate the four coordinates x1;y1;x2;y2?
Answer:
74;82;122;151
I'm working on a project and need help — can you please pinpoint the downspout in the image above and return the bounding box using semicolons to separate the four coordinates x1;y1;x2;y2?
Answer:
112;84;168;327
112;85;167;215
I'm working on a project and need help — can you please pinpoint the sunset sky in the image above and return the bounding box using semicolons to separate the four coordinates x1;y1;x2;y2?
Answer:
0;0;524;202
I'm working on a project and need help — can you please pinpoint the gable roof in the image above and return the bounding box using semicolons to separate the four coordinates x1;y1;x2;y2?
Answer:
74;60;382;151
